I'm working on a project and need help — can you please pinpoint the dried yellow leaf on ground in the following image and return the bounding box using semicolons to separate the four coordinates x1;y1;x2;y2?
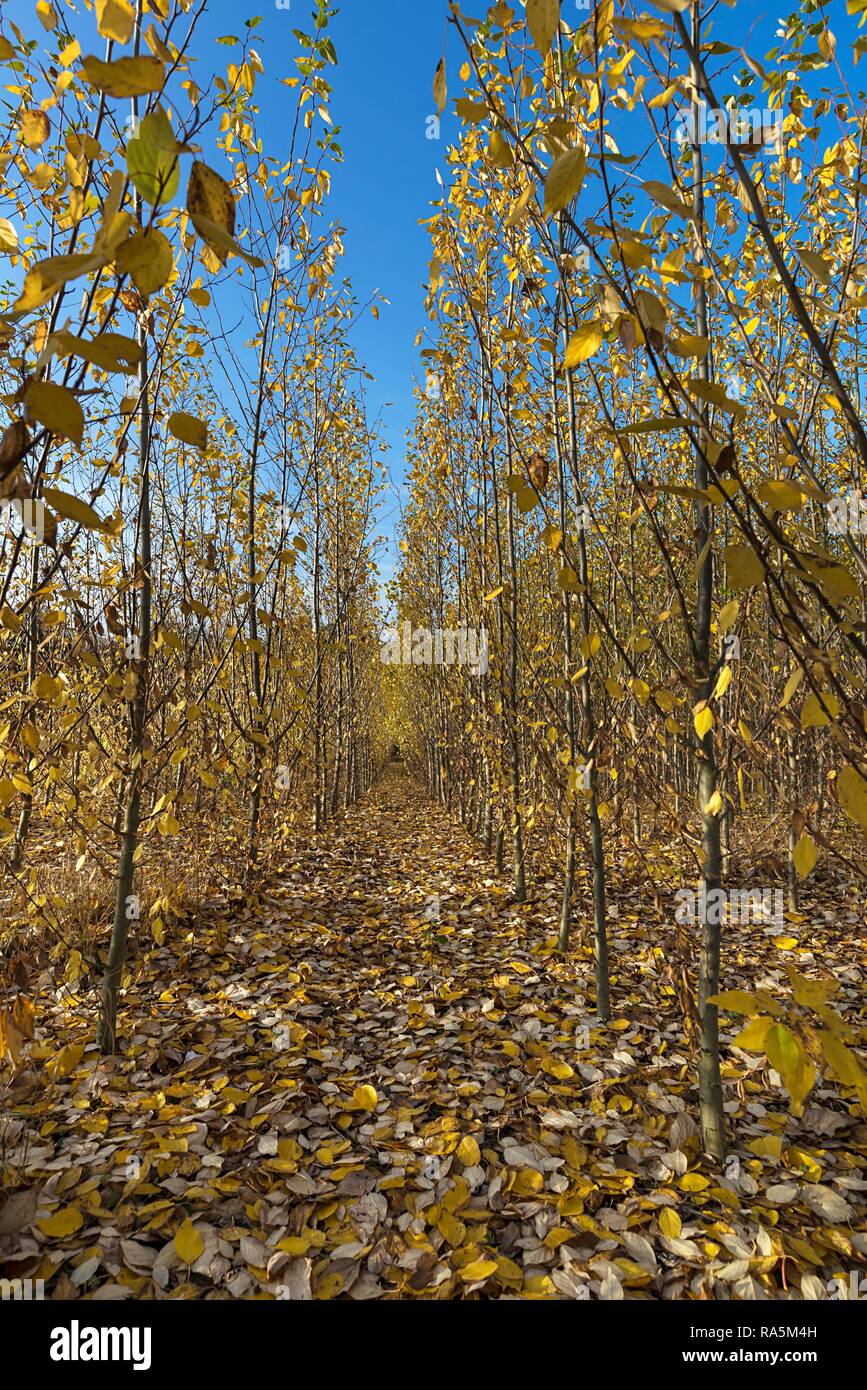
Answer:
174;1218;205;1264
38;1207;84;1238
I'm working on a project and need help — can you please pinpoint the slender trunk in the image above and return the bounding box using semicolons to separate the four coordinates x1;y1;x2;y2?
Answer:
98;15;151;1051
691;1;726;1159
787;733;798;912
10;544;40;872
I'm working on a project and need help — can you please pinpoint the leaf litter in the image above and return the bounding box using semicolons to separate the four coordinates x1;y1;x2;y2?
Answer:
1;769;865;1301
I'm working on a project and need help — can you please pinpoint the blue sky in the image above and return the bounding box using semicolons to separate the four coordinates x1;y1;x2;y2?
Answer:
227;0;454;574
318;0;455;553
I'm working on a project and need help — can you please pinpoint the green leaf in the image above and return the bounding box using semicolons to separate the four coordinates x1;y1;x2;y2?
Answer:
127;105;181;207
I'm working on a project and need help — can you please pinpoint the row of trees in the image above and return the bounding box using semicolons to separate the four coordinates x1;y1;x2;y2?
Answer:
389;0;867;1156
0;0;387;1050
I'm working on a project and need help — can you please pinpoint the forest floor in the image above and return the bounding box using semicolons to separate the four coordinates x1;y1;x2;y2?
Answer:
1;767;865;1300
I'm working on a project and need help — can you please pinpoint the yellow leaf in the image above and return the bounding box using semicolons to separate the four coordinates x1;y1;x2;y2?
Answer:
51;330;142;374
725;542;764;590
512;1167;544;1195
780;667;804;709
350;1084;378;1112
733;1016;774;1052
642;178;690;218
455;98;487;125
38;1206;83;1237
788;971;837;1010
526;0;560;55
437;1210;466;1246
46;1043;84;1078
115;229;173;298
748;1135;782;1158
712;666;732;701
25;381;84;446
544;147;587;216
456;1135;481;1166
96;0;135;44
21;109;50;149
127;106;180;207
488;129;513;169
460;1259;498;1282
693;705;713;740
708;990;761;1014
658;1206;681;1238
432;56;447;115
801;693;839;729
0;217;18;253
36;2;58;32
680;1173;709;1192
168;412;208;451
32;674;62;700
816;563;859;602
81;54;164;98
797;247;833;287
187;160;236;265
564;320;604;366
757;479;804;513
514;482;540;513
837;765;867;831
505;181;534;228
42;487;106;532
819;1031;867;1095
13;251;106;313
58;39;80;68
765;1023;814;1110
793;835;817;880
670;333;709;358
174;1217;205;1264
277;1235;312;1256
716;603;739;636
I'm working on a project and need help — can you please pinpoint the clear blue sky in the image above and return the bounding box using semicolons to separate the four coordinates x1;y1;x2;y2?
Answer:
324;0;451;450
316;0;454;553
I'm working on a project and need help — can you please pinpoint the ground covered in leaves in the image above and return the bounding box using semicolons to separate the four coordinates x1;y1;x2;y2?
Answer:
1;769;866;1300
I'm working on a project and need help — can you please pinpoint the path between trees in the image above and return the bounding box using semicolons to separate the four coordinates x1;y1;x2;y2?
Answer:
4;768;865;1299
